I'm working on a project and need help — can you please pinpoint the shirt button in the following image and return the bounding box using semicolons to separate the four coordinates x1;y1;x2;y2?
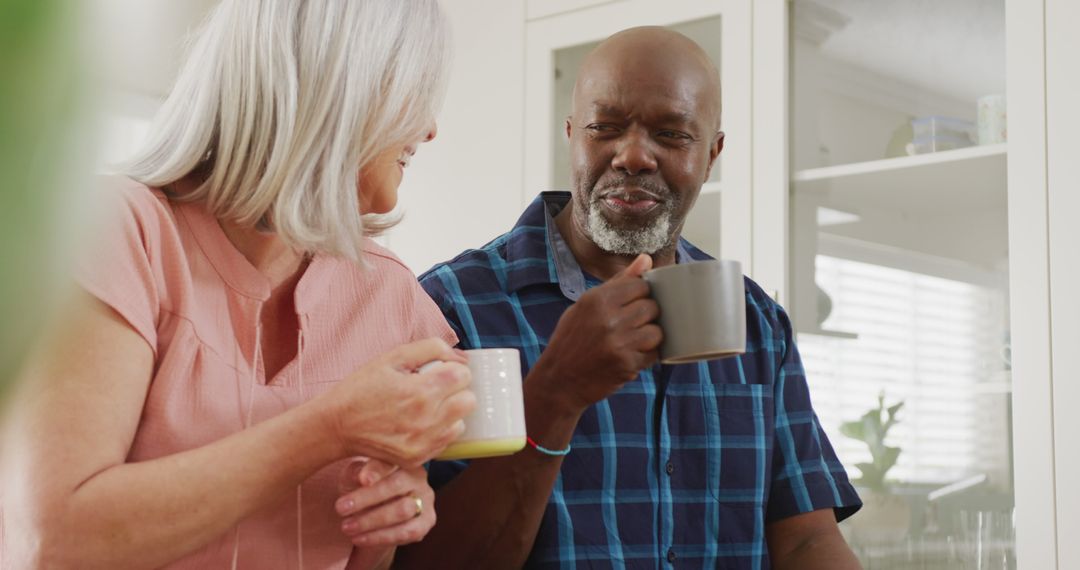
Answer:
667;548;677;563
665;461;675;475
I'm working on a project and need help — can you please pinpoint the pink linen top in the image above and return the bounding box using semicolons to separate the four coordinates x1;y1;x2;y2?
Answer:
72;179;456;569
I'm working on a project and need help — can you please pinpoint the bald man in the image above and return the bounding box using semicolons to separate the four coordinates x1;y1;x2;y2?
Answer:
395;28;862;569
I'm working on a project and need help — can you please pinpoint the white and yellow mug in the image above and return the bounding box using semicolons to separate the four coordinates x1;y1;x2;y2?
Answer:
433;348;526;461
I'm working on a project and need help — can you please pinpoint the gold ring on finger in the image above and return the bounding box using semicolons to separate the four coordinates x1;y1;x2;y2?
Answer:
411;495;423;518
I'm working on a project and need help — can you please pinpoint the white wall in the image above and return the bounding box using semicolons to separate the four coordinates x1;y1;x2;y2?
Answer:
91;0;219;166
91;0;528;273
91;0;219;99
385;1;527;273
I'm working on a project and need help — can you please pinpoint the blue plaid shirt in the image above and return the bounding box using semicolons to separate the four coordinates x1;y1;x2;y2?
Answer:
419;193;860;569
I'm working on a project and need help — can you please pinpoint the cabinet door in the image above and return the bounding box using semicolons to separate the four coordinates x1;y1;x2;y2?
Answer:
751;0;1060;568
524;0;753;266
526;0;623;21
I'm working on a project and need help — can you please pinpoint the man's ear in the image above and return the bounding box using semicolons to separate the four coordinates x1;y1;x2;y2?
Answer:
704;130;725;178
565;116;573;141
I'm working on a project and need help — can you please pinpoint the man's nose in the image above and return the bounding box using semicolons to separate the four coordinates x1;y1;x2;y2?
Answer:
611;131;658;176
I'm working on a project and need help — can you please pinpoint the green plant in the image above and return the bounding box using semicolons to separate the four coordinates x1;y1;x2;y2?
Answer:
840;393;904;492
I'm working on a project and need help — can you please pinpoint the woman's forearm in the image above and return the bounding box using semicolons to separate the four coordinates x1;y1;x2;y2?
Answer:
5;296;470;570
24;398;343;569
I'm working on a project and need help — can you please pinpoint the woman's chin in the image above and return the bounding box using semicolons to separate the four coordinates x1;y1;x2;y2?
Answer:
358;190;399;216
362;200;398;216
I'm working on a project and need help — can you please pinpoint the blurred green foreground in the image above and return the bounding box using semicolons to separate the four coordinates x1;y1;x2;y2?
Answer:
0;0;86;398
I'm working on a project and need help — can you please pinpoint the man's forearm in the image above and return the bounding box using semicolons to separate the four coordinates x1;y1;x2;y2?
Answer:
394;368;583;569
772;532;862;570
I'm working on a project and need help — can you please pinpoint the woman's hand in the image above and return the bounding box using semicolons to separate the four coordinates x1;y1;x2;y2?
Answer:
337;458;437;556
322;338;475;467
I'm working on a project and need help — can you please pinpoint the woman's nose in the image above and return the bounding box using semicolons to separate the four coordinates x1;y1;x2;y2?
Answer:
423;122;438;143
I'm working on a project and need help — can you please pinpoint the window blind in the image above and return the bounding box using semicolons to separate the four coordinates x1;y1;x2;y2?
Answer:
798;255;1011;488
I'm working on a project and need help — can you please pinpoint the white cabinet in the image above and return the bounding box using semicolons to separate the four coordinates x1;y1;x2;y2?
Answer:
1004;0;1057;564
1044;0;1080;566
517;0;1073;568
525;0;622;21
750;1;1066;568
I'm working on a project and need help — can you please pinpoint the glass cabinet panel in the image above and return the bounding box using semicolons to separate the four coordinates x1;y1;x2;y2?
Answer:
789;1;1014;567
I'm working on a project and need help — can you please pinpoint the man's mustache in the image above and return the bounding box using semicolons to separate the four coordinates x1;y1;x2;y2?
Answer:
591;176;671;201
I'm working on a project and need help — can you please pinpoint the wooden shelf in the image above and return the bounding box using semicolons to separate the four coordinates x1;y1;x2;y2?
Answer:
682;190;722;257
973;371;1012;395
699;181;723;195
795;144;1006;182
793;144;1007;217
799;327;859;340
791;144;1009;270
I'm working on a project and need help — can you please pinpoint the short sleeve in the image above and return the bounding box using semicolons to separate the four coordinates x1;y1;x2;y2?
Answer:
418;265;474;487
418;267;470;350
406;278;458;348
74;181;167;354
766;305;862;523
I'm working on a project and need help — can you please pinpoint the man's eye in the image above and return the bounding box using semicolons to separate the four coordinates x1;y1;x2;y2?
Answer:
658;130;691;140
586;124;617;132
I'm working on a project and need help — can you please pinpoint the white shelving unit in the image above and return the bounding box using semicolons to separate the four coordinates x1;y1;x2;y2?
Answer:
791;144;1010;273
783;6;1020;569
793;144;1007;217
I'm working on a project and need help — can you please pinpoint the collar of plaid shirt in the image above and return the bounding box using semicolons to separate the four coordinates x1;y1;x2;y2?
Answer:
419;192;861;570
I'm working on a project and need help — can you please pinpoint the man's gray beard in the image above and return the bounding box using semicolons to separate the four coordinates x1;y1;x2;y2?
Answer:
586;202;673;255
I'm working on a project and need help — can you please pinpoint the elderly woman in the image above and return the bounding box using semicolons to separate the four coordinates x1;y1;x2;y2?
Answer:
1;1;474;568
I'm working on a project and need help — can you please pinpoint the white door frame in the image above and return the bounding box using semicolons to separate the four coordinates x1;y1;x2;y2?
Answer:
749;0;789;301
1006;0;1061;567
1045;0;1080;567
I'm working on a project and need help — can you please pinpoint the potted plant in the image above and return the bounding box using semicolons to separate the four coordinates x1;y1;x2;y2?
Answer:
841;393;904;491
840;393;911;542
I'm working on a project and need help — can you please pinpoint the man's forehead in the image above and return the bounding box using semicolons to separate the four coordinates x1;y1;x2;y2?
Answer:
580;55;705;88
586;100;697;124
572;27;722;126
575;67;714;119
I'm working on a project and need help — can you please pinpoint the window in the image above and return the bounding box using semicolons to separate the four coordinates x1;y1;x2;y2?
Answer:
799;253;1011;489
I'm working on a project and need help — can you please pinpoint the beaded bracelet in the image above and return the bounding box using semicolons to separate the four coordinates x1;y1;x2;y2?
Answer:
526;436;572;456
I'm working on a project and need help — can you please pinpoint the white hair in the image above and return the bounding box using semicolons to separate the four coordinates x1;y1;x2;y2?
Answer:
122;0;450;262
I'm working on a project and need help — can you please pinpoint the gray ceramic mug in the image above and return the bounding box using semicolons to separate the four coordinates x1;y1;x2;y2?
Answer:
643;259;746;364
